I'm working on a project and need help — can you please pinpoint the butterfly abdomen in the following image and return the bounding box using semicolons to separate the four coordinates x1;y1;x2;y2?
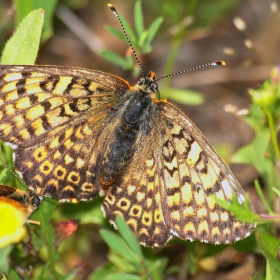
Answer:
100;90;152;186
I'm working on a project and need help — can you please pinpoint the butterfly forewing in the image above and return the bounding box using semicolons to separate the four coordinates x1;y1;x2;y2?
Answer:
0;65;129;200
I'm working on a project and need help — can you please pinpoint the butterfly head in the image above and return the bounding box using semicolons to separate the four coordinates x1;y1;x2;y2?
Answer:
137;71;158;94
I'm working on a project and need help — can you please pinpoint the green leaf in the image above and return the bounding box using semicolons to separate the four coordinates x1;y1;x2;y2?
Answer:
37;262;50;280
100;229;135;260
273;187;280;197
115;215;143;260
134;0;144;38
142;17;163;54
99;217;150;277
256;231;280;280
232;103;280;202
107;251;135;273
14;0;58;42
99;50;132;69
138;31;148;49
29;197;59;270
251;270;264;280
212;194;258;223
145;258;168;280
58;198;104;226
61;271;77;280
88;263;118;280
0;245;13;273
99;51;126;68
0;143;15;187
117;13;137;45
256;231;280;259
107;7;148;50
266;257;280;280
104;273;141;280
240;103;266;131
255;180;273;214
105;26;127;43
161;88;205;105
89;263;116;280
1;9;44;64
146;17;163;43
6;269;22;280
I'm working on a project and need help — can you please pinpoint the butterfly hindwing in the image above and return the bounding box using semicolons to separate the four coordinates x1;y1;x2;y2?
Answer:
102;128;172;247
102;100;255;246
157;102;255;244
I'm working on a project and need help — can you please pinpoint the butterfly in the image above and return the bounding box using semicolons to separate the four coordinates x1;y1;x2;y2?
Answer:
0;4;255;247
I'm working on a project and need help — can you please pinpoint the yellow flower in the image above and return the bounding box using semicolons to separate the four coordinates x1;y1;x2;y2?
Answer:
0;199;27;248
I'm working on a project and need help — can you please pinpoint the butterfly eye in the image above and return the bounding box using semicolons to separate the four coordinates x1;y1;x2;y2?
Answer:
138;78;145;85
150;83;158;93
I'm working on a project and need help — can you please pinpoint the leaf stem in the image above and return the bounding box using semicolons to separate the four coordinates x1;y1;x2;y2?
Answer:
255;179;274;215
264;107;280;160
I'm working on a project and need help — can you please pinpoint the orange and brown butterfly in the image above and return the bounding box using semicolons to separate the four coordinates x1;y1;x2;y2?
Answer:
0;4;255;246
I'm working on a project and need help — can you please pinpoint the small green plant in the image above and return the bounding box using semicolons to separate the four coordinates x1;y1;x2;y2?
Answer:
232;67;280;280
90;216;169;280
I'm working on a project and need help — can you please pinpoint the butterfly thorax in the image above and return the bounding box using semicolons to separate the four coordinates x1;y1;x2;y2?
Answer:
100;73;157;188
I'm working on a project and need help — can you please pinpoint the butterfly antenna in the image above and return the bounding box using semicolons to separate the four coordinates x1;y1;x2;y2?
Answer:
108;3;145;77
155;61;226;82
0;157;27;188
